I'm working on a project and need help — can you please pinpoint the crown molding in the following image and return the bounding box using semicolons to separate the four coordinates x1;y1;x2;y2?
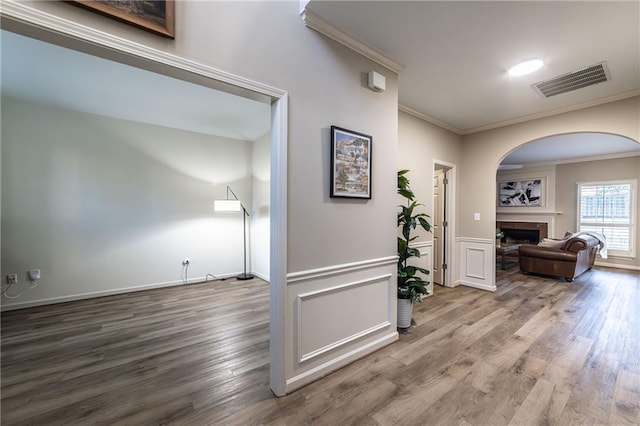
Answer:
398;104;462;135
519;150;640;169
463;89;640;135
0;0;287;100
401;90;640;137
300;8;403;75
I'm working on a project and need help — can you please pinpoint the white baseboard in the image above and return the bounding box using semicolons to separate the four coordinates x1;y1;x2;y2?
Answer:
252;271;270;282
285;331;398;393
0;272;253;311
455;280;496;292
594;261;640;271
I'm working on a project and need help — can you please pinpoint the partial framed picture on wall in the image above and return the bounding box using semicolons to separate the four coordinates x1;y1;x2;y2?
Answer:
69;1;175;38
498;178;544;207
330;126;372;199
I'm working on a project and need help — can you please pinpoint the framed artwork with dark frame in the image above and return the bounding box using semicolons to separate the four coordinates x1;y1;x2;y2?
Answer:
69;1;175;38
330;126;372;199
497;178;544;207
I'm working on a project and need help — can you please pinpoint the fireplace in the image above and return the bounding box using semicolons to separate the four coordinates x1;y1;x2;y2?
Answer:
496;221;548;245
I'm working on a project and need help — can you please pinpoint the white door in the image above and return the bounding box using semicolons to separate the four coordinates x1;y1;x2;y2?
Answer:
433;169;445;286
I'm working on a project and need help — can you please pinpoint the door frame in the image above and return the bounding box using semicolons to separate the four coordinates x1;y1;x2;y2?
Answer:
433;159;456;288
1;2;289;396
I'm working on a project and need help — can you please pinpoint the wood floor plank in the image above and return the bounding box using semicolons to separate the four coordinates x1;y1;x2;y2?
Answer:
543;335;594;422
480;355;549;425
371;352;477;425
507;378;555;425
610;369;640;425
2;268;639;425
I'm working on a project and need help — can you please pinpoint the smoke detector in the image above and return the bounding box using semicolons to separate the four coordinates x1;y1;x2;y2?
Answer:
532;62;610;98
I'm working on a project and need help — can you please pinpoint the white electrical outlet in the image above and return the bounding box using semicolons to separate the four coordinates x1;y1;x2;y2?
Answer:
6;274;18;285
29;269;41;281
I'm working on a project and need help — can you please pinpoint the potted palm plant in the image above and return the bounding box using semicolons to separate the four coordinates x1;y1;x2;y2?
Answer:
397;169;432;329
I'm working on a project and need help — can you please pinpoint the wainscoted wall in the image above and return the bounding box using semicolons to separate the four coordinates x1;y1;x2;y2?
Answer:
410;241;434;297
455;237;496;292
285;257;398;393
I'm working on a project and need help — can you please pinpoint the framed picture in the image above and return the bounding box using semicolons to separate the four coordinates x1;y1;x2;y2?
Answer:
498;178;544;207
69;1;175;38
330;126;372;199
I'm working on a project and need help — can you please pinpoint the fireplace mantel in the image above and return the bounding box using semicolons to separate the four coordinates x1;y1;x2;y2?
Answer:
496;211;563;215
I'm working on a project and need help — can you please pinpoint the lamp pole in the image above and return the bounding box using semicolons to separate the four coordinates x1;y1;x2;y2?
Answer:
238;204;253;280
225;186;253;281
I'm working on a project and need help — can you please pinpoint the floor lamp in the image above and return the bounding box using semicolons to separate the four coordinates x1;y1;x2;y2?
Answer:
214;186;254;280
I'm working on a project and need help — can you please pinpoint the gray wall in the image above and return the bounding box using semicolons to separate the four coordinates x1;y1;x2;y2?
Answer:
17;1;399;272
458;97;639;290
461;97;640;238
398;111;462;241
8;1;400;393
398;110;463;292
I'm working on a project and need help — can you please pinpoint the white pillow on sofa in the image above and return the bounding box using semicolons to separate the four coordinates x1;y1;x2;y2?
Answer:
537;238;566;249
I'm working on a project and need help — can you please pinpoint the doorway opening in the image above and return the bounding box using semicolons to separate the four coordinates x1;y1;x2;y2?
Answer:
433;160;456;289
1;3;288;396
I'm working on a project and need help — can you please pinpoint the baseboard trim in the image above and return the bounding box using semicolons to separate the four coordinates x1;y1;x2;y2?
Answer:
285;330;398;394
0;272;248;311
252;271;270;282
455;280;496;292
594;261;640;271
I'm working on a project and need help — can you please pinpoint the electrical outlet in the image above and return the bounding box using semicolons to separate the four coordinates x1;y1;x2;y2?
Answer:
29;269;41;281
6;274;18;285
182;259;191;266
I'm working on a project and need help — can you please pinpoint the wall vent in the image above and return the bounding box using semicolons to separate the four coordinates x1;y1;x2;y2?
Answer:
532;62;610;98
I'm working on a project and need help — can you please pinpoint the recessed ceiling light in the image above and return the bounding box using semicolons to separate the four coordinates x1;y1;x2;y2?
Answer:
508;59;544;76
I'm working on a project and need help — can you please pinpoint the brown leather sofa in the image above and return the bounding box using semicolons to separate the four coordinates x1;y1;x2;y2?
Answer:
519;234;601;282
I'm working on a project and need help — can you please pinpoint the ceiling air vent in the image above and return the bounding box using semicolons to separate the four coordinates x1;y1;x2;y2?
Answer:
532;62;610;98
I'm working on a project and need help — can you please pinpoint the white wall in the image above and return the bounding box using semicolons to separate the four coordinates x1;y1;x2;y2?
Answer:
496;165;561;240
1;98;258;308
252;132;270;279
497;166;558;215
8;1;400;394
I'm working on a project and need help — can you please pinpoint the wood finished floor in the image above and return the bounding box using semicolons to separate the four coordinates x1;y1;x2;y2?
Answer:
2;267;639;425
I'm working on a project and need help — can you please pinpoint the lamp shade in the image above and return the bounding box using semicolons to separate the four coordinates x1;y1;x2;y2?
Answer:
214;199;242;212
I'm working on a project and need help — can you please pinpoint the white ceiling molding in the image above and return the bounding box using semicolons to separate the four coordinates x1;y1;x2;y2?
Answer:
0;0;287;100
300;8;403;75
401;89;640;136
517;150;640;169
398;104;462;135
463;89;640;135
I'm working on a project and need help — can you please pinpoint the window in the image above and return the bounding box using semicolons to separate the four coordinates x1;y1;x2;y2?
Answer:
577;180;636;258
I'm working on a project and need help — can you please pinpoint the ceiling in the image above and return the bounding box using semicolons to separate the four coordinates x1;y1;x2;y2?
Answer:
0;30;271;142
501;133;640;167
305;1;640;135
2;3;639;166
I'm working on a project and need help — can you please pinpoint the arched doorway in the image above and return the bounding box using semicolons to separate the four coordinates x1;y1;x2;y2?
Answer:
495;132;640;281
